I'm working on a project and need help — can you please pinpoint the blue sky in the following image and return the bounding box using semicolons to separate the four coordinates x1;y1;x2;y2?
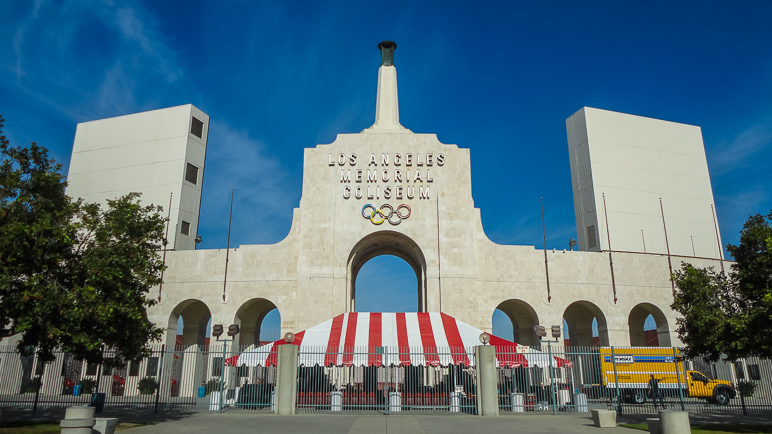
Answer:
3;1;771;341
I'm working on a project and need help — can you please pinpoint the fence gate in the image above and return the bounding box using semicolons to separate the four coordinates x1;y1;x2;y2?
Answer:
294;347;478;415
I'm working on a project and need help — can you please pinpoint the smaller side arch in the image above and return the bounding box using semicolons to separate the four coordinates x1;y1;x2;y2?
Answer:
563;301;609;347
234;298;280;348
493;299;540;346
628;303;671;347
167;299;212;349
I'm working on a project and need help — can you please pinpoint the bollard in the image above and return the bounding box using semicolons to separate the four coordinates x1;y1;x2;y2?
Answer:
591;409;617;427
474;345;500;416
574;393;589;413
450;391;461;413
275;345;299;415
646;418;661;434
331;391;343;411
65;406;96;419
389;391;402;412
94;418;119;434
60;406;96;434
659;410;690;434
511;393;524;412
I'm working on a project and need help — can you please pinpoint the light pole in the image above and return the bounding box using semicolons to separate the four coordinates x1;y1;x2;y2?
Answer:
212;324;240;414
535;325;562;415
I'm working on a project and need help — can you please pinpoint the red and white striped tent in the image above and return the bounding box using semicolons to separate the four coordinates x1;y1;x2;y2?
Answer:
226;312;572;368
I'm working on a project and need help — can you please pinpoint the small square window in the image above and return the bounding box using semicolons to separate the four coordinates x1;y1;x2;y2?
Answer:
185;163;199;185
180;221;191;236
129;360;140;377
587;225;597;249
190;117;204;139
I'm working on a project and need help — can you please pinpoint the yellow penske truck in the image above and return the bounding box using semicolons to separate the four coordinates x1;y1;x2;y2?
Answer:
599;347;736;405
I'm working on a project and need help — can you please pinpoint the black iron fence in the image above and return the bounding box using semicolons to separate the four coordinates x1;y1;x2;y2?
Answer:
495;345;772;416
294;346;478;414
2;344;772;416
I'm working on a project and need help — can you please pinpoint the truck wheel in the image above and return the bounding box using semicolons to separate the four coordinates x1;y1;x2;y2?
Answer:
713;388;730;405
631;389;647;404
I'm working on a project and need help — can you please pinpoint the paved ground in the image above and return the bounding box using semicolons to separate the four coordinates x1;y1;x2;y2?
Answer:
123;413;630;434
5;409;772;433
120;412;772;433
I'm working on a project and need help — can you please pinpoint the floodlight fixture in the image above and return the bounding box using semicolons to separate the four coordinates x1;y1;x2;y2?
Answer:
568;239;577;251
227;324;240;337
551;325;561;339
212;324;224;338
534;325;547;337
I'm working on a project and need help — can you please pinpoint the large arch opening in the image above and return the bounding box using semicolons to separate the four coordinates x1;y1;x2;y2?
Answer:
355;255;419;312
234;298;281;347
167;299;212;349
628;303;671;346
347;231;427;312
563;301;609;347
492;300;539;346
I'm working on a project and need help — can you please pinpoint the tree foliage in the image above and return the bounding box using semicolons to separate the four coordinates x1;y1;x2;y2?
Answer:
672;211;772;361
0;115;165;363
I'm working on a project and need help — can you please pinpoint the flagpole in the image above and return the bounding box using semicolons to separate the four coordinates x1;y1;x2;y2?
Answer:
223;189;234;302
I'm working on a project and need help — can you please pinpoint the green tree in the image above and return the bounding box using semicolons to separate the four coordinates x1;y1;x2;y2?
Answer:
672;211;772;361
0;116;165;363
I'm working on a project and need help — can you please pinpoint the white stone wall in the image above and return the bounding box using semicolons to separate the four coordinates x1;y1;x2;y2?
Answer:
149;128;723;348
67;104;209;251
566;107;722;259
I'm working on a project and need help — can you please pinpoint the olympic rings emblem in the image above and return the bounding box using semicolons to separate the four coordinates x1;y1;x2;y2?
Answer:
362;204;411;225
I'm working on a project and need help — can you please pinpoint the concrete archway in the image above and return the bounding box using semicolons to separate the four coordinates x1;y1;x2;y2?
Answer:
167;299;212;349
563;301;609;347
347;230;427;312
493;299;540;346
234;298;280;348
628;303;671;346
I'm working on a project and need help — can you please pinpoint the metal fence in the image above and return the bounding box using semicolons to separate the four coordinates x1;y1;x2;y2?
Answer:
0;344;275;414
495;345;772;416
295;346;477;414
3;344;772;416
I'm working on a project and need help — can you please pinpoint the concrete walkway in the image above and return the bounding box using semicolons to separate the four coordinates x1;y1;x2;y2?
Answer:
5;408;772;433
123;413;632;434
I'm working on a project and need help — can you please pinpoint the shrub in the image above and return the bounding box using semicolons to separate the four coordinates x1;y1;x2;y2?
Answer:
738;380;757;398
23;377;41;394
138;377;159;395
205;378;225;396
78;378;97;394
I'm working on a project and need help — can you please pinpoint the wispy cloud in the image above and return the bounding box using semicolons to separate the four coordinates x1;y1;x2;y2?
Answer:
708;123;772;176
1;1;182;122
197;120;298;249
